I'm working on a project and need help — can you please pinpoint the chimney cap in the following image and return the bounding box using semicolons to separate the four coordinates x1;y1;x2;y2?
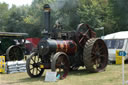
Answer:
44;4;50;9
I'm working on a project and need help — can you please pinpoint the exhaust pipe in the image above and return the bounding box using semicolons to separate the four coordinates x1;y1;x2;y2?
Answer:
43;4;51;32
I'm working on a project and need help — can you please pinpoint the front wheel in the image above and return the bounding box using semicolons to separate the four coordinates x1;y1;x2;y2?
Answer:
26;52;44;78
51;52;70;79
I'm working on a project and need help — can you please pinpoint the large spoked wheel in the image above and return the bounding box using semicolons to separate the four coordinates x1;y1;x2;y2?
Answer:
83;38;108;72
6;45;24;61
51;52;70;80
26;52;44;78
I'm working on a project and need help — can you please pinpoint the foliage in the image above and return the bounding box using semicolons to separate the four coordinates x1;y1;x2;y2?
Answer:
108;0;128;32
0;0;128;37
0;3;9;32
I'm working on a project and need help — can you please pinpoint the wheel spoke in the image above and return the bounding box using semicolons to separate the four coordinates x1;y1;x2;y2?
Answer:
38;56;40;62
36;68;38;75
37;68;41;72
94;43;99;52
99;54;105;57
91;55;97;61
95;60;98;68
31;57;35;63
32;68;34;75
99;47;103;51
30;67;34;70
58;68;61;74
30;63;33;65
34;56;36;63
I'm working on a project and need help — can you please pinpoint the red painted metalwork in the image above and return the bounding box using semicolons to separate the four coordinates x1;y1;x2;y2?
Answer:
26;38;41;48
56;40;77;54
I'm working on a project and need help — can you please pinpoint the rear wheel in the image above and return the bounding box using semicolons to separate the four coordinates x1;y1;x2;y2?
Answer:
26;52;44;78
51;52;70;79
83;38;108;72
6;45;23;61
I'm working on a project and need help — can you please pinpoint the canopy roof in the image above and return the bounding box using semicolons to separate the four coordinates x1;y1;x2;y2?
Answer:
0;32;28;37
104;31;128;39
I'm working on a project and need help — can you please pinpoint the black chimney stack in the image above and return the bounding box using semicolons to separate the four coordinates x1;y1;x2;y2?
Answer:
43;4;51;32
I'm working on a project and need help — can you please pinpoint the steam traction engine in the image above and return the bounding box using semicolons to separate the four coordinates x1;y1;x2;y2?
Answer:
26;4;108;79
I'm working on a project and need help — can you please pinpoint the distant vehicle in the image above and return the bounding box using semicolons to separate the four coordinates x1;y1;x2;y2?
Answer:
104;31;128;62
26;38;40;48
25;38;40;54
0;32;28;61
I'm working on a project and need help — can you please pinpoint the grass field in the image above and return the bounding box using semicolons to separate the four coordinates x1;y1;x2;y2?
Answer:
0;64;128;85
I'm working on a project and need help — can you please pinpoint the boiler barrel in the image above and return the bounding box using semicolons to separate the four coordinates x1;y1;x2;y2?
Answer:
38;39;77;56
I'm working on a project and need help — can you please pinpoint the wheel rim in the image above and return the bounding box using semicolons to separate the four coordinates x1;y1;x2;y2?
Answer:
26;52;44;78
56;55;69;79
91;39;108;71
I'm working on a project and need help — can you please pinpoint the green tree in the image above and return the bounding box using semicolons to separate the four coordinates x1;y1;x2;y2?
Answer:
0;3;9;32
109;0;128;32
6;5;27;32
78;0;116;36
1;0;123;37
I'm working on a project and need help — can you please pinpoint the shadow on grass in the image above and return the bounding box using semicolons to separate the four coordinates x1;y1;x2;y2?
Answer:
17;69;98;83
4;76;45;84
68;69;98;76
19;76;45;83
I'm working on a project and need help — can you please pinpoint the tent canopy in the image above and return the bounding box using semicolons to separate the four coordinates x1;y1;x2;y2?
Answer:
104;31;128;39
